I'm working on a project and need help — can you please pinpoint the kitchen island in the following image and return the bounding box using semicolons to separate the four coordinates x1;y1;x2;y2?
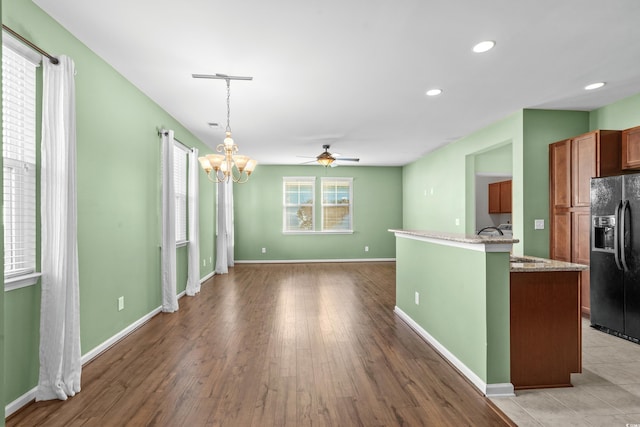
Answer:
390;229;586;397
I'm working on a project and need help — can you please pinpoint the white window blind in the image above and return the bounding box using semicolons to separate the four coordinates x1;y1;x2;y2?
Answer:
283;177;315;232
174;143;188;243
2;45;38;278
321;177;353;232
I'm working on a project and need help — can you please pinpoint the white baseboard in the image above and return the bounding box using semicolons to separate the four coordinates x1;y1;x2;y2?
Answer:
5;282;207;418
393;306;514;398
235;258;395;264
5;386;38;419
200;271;215;283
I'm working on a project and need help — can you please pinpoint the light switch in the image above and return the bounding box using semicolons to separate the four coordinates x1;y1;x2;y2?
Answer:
534;219;545;230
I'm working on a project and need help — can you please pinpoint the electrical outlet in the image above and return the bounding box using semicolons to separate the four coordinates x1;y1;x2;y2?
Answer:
118;296;124;312
365;246;369;252
209;256;212;264
261;247;266;254
203;259;206;267
455;218;460;226
415;292;420;305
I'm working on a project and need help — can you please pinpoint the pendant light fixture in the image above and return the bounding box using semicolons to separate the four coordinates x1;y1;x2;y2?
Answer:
193;73;257;184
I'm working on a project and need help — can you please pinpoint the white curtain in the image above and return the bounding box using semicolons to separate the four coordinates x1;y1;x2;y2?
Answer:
186;148;201;296
36;55;82;401
215;179;234;274
161;130;178;312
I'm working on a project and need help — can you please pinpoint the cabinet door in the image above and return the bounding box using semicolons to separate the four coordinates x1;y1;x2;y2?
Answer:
500;180;512;213
572;132;597;207
550;211;572;262
550;140;571;209
622;126;640;170
572;209;591;313
488;182;501;213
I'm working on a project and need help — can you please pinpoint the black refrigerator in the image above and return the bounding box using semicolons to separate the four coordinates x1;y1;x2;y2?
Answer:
591;173;640;342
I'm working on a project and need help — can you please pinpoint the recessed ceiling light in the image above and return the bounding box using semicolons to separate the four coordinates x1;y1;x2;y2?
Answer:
473;40;496;53
585;82;605;90
426;88;443;96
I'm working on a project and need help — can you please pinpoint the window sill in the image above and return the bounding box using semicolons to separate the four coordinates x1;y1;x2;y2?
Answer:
5;272;42;292
283;230;354;235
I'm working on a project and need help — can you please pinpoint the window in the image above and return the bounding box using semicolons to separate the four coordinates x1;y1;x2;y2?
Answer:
321;177;353;232
283;177;315;232
174;143;189;244
2;43;38;282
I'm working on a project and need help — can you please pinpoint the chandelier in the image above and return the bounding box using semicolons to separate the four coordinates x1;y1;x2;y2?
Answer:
193;73;257;184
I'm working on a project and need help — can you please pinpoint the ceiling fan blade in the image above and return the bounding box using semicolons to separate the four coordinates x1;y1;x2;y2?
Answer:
336;157;360;162
192;73;253;81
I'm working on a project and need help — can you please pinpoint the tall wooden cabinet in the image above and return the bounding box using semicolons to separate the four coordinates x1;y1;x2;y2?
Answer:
549;130;622;314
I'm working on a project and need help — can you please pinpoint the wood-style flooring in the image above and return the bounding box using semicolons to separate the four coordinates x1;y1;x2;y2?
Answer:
8;262;514;426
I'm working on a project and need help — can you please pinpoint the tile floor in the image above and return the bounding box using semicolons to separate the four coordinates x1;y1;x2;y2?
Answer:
492;318;640;426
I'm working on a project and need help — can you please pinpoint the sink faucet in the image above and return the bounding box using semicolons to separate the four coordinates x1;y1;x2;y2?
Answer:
477;226;504;235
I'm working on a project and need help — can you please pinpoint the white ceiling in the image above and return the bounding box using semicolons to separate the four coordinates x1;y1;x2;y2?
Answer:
33;0;640;166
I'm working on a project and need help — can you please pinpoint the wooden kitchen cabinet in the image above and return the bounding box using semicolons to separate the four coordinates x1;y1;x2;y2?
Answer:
488;180;512;213
510;270;582;389
550;139;571;209
622;125;640;170
549;130;622;314
550;211;571;262
500;180;512;213
573;209;592;311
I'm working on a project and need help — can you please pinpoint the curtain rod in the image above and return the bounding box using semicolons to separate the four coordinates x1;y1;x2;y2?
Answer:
2;24;59;65
159;130;193;152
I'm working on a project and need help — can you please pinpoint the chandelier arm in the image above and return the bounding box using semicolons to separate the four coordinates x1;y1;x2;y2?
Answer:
232;170;250;184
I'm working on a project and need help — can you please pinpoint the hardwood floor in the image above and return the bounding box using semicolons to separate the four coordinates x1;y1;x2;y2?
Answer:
8;262;514;426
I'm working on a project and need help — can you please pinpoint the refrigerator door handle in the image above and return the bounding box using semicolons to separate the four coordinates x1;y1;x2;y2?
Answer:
615;200;623;271
621;199;630;272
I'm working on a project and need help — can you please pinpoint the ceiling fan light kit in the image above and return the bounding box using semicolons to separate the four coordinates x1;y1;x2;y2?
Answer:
312;144;359;167
193;73;257;184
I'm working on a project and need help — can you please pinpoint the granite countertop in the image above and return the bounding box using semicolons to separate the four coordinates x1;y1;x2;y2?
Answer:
389;229;587;272
509;255;588;272
389;229;519;245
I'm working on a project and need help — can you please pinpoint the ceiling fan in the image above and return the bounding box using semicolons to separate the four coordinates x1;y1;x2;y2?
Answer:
303;145;360;167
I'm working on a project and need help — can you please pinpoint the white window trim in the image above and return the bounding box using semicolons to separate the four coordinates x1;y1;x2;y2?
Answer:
283;176;316;233
5;272;42;292
3;31;43;65
321;177;354;233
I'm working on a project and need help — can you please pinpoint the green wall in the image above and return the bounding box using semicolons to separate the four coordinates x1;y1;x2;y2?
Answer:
590;92;640;130
3;0;216;406
475;142;512;174
403;108;597;257
233;165;402;261
395;236;510;385
403;111;525;251
521;110;590;257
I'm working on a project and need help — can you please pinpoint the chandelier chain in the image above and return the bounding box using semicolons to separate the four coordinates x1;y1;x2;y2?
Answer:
226;79;231;133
